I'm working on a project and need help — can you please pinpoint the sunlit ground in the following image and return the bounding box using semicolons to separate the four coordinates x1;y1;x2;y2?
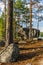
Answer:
0;40;43;65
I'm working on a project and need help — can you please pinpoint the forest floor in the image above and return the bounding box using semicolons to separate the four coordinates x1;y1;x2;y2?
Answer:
0;40;43;65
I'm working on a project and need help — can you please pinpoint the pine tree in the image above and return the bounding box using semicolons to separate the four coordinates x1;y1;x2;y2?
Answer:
6;0;13;46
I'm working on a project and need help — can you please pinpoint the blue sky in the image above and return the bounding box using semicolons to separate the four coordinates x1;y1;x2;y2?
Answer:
33;0;43;32
0;0;43;32
25;0;43;32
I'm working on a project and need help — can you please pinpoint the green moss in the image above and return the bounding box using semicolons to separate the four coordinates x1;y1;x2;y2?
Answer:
40;32;43;37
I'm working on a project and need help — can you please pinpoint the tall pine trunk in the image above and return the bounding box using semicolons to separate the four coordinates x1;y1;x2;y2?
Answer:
4;0;6;41
29;0;32;40
6;0;13;46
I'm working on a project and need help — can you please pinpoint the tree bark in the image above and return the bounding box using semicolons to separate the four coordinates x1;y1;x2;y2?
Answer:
6;0;13;46
29;0;32;40
4;0;6;41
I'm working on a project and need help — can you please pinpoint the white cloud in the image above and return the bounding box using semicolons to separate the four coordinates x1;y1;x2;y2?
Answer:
37;13;43;16
39;27;43;32
0;2;4;16
25;4;30;8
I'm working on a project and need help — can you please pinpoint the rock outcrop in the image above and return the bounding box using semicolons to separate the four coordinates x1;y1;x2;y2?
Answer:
0;43;19;63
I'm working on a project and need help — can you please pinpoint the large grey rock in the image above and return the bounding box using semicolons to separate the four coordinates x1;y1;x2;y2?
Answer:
0;43;19;63
11;43;19;62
